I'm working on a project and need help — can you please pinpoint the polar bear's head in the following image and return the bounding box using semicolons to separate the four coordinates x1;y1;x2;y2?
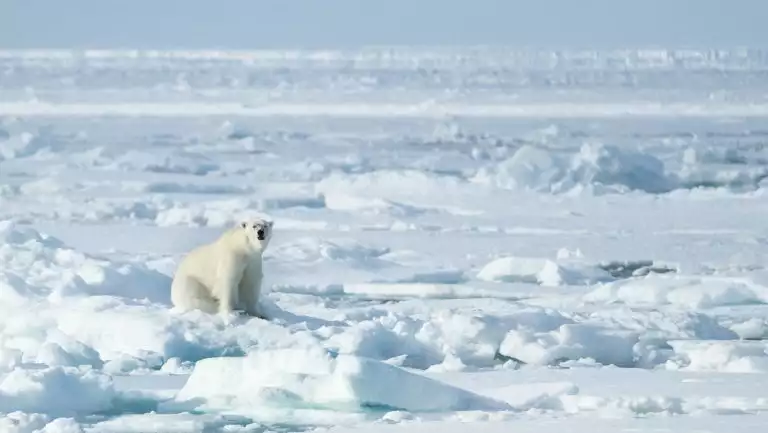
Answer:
239;217;274;252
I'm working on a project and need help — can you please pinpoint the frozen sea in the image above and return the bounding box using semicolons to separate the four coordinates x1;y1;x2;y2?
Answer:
2;47;768;432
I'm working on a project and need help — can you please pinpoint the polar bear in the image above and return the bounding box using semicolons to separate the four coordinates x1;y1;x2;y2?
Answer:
170;217;273;319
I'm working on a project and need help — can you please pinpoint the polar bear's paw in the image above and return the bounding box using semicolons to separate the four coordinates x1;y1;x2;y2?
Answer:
218;309;270;326
217;310;249;326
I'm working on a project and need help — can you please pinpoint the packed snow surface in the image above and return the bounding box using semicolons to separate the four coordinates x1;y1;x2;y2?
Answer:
2;47;768;431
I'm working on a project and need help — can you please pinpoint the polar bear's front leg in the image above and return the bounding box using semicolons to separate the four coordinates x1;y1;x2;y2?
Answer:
239;265;266;319
214;256;244;316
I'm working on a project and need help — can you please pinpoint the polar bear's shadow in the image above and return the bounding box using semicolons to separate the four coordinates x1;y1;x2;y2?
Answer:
258;298;347;330
160;293;344;330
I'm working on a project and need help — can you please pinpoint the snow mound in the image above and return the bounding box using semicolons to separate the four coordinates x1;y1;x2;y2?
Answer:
167;347;511;416
325;307;573;370
584;275;768;309
0;132;51;160
475;143;675;194
0;366;114;417
730;318;768;340
491;307;741;368
498;323;640;367
668;340;768;373
0;412;51;433
314;169;476;215
677;146;768;190
476;256;613;286
476;254;674;286
35;418;83;433
0;220;170;303
0;291;324;375
588;309;739;342
316;170;463;199
51;300;329;372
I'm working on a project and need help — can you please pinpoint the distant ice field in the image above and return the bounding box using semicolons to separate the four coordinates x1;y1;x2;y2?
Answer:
1;47;768;432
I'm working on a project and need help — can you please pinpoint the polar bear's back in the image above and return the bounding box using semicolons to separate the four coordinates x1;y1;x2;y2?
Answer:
172;226;247;290
174;240;219;288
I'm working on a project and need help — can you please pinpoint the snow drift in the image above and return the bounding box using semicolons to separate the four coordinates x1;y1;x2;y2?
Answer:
167;347;511;416
474;143;676;194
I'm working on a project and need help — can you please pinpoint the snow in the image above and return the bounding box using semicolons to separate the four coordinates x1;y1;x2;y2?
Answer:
475;255;619;286
2;46;768;431
0;366;114;417
474;142;677;194
166;347;511;419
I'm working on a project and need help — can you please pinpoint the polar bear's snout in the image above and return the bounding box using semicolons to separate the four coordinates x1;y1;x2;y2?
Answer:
238;219;272;242
239;218;274;251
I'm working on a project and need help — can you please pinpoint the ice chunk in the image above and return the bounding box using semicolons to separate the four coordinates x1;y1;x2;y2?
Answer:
476;143;674;194
499;323;640;367
477;256;612;286
0;366;114;417
168;347;511;416
585;275;768;309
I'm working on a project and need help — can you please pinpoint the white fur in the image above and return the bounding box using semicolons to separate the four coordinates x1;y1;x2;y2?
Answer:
170;217;273;319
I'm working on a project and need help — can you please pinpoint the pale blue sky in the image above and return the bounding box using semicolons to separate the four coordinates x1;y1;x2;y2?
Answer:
2;0;765;49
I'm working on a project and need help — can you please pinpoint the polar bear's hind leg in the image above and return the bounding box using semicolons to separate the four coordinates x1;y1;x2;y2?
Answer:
171;276;219;314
